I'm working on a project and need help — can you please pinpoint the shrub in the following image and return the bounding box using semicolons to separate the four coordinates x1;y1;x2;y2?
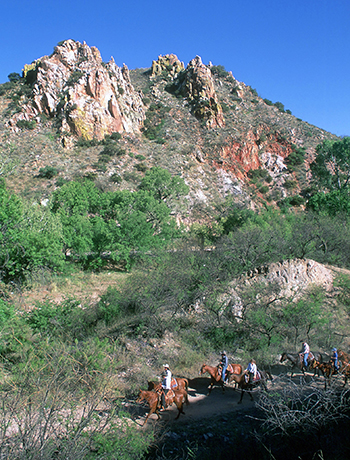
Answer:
38;165;58;179
274;101;285;112
259;185;269;194
109;173;122;184
263;98;273;106
286;147;306;170
16;119;37;130
8;72;21;83
210;65;230;79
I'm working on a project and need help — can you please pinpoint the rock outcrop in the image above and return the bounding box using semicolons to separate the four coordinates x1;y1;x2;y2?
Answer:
219;259;334;318
8;40;145;142
150;54;184;79
171;56;225;129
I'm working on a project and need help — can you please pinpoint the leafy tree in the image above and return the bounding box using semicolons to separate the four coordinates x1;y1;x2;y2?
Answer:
51;180;100;257
281;287;330;347
139;167;189;204
310;137;350;191
307;188;350;216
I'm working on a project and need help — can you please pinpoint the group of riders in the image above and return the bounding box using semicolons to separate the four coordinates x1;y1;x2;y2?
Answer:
220;350;258;383
299;341;340;372
159;352;259;410
158;343;341;409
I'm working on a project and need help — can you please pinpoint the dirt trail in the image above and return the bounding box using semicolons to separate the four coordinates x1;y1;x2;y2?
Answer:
133;366;332;427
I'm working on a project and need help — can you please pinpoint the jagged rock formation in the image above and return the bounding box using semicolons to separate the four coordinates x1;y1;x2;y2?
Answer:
8;40;145;142
150;54;184;78
171;56;225;128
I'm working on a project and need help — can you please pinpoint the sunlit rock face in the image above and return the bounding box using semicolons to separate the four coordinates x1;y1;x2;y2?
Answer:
9;40;145;142
172;55;225;129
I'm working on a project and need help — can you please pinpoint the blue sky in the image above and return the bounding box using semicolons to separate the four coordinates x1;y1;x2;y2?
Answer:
1;0;349;136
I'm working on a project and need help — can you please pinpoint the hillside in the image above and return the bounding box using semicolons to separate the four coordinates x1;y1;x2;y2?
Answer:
0;40;338;222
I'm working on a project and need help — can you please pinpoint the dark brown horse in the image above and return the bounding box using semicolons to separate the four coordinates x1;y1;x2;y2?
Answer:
148;377;188;392
230;370;272;403
280;351;323;377
136;388;188;425
199;363;242;393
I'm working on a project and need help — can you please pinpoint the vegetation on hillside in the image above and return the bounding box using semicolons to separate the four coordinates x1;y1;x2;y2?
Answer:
1;66;350;458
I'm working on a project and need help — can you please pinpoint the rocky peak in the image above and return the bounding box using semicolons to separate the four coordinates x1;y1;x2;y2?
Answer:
150;54;184;79
172;55;225;128
8;40;145;143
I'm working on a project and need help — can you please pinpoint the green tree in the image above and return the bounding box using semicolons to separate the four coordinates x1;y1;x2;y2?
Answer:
0;180;64;283
51;180;100;257
310;137;350;191
139;167;189;204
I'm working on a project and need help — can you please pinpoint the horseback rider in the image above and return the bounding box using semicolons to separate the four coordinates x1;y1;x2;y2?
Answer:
299;341;310;369
245;359;257;383
160;364;172;410
220;351;229;383
331;348;340;372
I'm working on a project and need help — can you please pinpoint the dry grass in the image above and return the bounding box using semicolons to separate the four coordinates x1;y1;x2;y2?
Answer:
10;270;129;311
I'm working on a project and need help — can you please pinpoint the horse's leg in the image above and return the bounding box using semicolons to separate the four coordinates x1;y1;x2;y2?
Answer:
238;388;244;404
143;404;156;426
174;400;185;419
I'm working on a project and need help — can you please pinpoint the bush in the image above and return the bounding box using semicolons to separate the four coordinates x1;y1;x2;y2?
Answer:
25;298;93;340
263;98;273;106
38;165;58;179
8;72;21;83
274;101;285;112
16;119;37;130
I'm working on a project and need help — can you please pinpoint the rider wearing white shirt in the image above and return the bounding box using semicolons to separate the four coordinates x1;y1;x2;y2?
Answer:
246;359;257;383
160;364;172;409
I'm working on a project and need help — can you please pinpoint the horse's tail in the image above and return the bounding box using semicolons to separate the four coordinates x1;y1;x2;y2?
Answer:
184;378;189;391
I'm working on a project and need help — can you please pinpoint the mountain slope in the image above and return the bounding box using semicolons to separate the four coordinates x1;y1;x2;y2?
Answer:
0;40;338;221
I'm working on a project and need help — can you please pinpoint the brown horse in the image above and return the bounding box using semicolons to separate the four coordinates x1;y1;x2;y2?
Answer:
230;370;271;403
280;351;323;377
148;377;188;392
199;363;242;393
136;389;161;426
166;389;189;419
136;388;188;425
312;360;337;389
338;349;350;365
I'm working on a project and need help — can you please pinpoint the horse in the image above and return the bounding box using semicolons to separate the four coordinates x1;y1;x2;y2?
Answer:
199;363;242;394
338;349;350;364
136;388;188;425
148;377;188;392
136;389;161;426
312;360;337;389
166;389;189;419
280;351;323;377
230;370;271;403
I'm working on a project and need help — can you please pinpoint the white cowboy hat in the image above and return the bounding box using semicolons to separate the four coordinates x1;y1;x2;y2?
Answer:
163;364;170;368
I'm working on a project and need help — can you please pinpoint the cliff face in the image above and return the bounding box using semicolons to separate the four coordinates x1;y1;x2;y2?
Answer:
8;40;145;142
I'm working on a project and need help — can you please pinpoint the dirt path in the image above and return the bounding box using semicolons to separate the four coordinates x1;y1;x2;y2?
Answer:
132;367;332;427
